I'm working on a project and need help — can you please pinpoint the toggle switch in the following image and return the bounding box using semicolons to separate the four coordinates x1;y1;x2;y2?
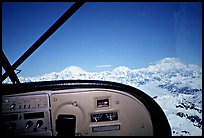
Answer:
10;103;16;110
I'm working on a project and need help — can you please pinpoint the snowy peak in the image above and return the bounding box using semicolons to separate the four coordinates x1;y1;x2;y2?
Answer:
152;57;201;73
136;58;201;83
59;66;86;75
140;57;186;73
156;57;182;64
112;66;131;72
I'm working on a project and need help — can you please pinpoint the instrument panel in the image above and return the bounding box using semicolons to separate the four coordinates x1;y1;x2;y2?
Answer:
1;80;171;136
50;89;153;136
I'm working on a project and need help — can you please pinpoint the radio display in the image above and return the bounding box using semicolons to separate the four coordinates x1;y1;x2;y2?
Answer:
24;112;44;119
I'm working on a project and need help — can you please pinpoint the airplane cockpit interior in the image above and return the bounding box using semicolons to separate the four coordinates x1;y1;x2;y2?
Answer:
1;2;171;136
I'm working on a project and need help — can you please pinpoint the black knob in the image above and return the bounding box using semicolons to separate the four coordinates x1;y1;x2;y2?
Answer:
25;121;33;129
36;120;43;128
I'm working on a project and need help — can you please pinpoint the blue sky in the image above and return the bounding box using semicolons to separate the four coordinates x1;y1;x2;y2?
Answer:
2;2;202;77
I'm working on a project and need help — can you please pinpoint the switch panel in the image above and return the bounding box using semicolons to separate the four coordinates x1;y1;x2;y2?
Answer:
2;94;52;136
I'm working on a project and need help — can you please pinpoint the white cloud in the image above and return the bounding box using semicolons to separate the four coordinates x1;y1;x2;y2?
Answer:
96;65;112;68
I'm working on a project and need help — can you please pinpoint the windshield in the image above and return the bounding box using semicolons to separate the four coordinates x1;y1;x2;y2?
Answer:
2;2;202;136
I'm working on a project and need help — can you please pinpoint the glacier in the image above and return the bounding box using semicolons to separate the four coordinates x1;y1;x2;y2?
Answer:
3;57;202;136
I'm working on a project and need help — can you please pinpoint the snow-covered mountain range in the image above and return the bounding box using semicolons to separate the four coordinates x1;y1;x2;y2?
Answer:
3;57;202;136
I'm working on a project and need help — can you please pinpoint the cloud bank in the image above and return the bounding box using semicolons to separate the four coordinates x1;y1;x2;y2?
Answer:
96;65;112;68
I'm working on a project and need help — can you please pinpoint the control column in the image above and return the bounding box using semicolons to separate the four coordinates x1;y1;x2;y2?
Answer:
56;114;76;136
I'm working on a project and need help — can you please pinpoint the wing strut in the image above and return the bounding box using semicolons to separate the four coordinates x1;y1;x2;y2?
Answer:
2;2;85;83
1;50;20;84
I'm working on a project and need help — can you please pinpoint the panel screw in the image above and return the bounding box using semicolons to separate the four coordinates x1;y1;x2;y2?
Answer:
141;124;145;128
53;98;57;102
115;101;119;104
72;101;77;107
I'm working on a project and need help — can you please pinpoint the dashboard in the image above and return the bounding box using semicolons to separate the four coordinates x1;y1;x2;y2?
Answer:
1;80;171;136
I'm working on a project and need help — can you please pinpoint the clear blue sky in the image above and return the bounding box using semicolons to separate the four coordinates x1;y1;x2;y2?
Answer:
2;2;202;77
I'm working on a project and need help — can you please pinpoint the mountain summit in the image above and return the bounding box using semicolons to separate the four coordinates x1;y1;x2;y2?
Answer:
59;66;86;75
